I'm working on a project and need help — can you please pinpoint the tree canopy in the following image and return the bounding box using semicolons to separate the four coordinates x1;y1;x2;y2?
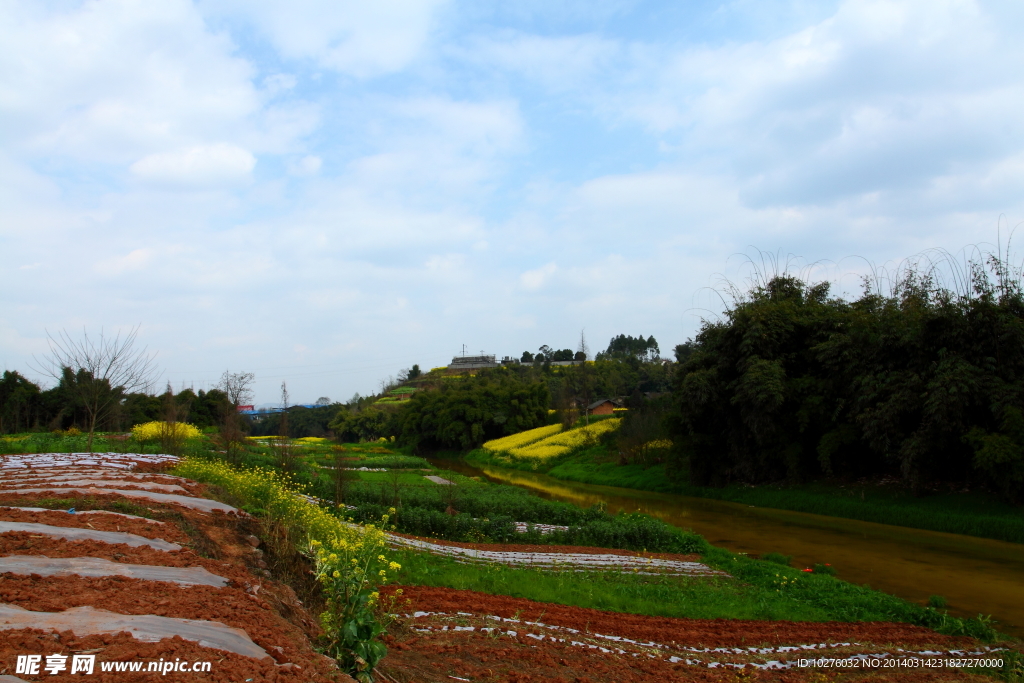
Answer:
395;370;550;450
598;334;660;361
668;260;1024;502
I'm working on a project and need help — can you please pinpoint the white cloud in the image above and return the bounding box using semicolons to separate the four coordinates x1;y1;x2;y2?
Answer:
632;0;1024;207
95;248;156;275
288;155;322;176
0;0;320;177
462;32;620;91
130;144;257;187
0;0;264;162
201;0;448;77
520;263;557;290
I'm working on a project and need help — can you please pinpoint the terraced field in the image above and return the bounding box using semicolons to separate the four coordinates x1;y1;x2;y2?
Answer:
1;453;1016;682
379;585;1010;682
0;453;351;682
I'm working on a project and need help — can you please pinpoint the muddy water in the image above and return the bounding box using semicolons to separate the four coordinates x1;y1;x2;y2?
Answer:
428;457;1024;637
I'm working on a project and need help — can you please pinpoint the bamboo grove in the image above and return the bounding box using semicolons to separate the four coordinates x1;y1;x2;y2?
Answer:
668;252;1024;502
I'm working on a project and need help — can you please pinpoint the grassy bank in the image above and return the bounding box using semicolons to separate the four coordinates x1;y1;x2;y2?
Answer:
469;447;1024;545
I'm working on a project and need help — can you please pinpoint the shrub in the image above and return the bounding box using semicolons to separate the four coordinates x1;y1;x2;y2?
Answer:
131;421;202;442
761;552;792;566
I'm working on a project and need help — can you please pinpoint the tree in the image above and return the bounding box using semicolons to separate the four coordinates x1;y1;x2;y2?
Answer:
576;330;593;424
158;384;190;457
0;371;42;434
34;326;157;452
218;371;254;407
395;369;549;450
217;370;254;464
396;364;422;383
599;334;660;362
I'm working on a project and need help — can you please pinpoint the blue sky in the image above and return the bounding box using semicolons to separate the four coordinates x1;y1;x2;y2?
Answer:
3;0;1024;404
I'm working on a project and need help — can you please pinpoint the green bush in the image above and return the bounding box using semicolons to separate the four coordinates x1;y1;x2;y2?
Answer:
761;552;792;566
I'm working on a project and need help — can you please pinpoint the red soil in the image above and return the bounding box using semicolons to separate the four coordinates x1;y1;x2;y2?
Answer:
372;586;1009;683
0;487;348;682
388;585;973;648
0;575;312;667
379;628;997;683
0;508;190;543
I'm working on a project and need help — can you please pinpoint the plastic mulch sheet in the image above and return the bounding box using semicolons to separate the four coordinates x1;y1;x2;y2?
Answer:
1;472;188;484
0;479;188;493
0;506;165;524
0;453;180;469
387;534;729;576
0;604;268;659
0;488;238;514
0;521;180;551
0;556;228;586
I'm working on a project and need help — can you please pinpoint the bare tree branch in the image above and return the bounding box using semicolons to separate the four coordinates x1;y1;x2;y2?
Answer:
32;325;158;452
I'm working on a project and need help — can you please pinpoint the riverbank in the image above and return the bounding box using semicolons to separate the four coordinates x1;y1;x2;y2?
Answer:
465;447;1024;545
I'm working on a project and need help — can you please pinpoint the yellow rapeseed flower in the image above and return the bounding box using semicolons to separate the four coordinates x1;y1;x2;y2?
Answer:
494;419;622;462
482;423;562;453
131;421;202;442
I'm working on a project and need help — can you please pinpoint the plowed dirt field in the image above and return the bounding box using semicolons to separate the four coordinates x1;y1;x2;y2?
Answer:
0;453;348;683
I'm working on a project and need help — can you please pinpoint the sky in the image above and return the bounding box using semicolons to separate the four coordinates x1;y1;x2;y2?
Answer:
4;0;1024;405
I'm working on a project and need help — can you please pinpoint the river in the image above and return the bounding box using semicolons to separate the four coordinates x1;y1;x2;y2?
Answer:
427;456;1024;638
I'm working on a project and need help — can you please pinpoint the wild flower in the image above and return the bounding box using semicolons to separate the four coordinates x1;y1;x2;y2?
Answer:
131;421;202;442
173;457;401;682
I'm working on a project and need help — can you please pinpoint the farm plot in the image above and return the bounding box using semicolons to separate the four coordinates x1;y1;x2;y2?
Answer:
386;533;727;576
378;585;1007;683
0;452;350;682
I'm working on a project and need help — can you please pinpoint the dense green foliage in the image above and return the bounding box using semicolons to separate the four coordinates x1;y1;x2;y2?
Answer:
394;371;550;450
596;333;660;361
329;406;397;442
250;403;341;438
0;369;229;434
669;258;1024;502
